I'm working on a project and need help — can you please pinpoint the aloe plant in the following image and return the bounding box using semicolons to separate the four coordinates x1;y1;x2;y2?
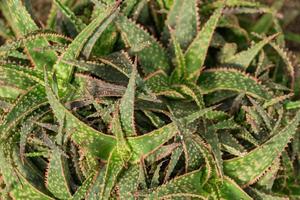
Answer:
0;0;299;199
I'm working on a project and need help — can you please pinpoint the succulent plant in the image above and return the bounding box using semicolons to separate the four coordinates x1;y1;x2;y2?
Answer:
0;0;300;199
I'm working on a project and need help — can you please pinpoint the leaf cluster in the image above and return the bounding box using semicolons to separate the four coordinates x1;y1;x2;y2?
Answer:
0;0;300;199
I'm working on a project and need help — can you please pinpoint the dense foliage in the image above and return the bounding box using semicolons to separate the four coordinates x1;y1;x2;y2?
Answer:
0;0;300;199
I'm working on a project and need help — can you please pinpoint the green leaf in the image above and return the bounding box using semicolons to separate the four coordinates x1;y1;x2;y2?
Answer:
0;85;48;141
170;30;187;82
71;173;95;200
128;107;214;163
46;149;72;199
116;164;139;200
45;116;72;199
120;63;137;136
255;158;280;190
54;3;119;85
248;188;288;200
144;169;207;199
198;68;271;100
85;167;106;199
224;110;300;186
53;0;86;32
128;123;177;163
224;34;278;69
111;106;132;165
0;145;54;200
46;0;74;29
100;149;124;200
0;0;57;70
173;83;205;108
219;177;252;199
284;100;300;110
82;2;120;58
163;0;199;50
89;2;119;56
251;0;283;34
116;15;170;75
254;33;295;88
0;32;71;56
0;85;22;99
210;0;267;9
202;128;223;177
121;0;139;16
44;71;117;160
185;6;223;81
164;145;183;182
0;63;43;89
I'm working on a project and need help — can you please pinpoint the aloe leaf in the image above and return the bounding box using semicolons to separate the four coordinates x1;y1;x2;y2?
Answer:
285;100;300;110
143;110;166;128
116;164;139;200
54;3;119;84
219;177;252;199
0;145;54;200
111;106;132;162
146;144;179;164
121;0;138;16
224;110;300;186
0;63;44;88
128;123;177;163
82;2;120;58
0;85;22;99
248;97;273;131
19;117;37;162
150;161;164;188
144;169;207;199
163;0;199;50
144;70;172;94
120;63;137;136
46;148;72;199
210;0;267;9
89;2;119;56
85;167;106;199
263;93;293;108
71;173;95;200
185;6;223;81
78;151;99;180
67;60;128;85
0;85;48;141
224;34;278;69
128;107;214;163
0;0;57;70
170;30;187;82
164;145;183;182
221;132;246;156
47;0;75;29
44;71;117;160
53;0;86;32
270;41;295;87
0;32;71;56
187;134;218;184
77;74;126;98
255;158;280;190
45;116;72;199
173;84;205;108
198;68;271;100
116;15;170;75
100;149;124;200
251;0;283;34
202;128;223;177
